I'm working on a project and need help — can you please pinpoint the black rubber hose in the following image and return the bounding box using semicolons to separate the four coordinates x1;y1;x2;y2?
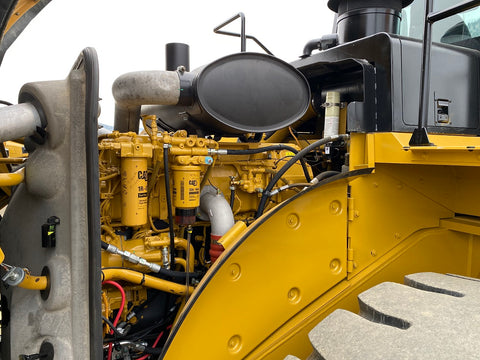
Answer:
102;316;123;337
230;187;235;209
226;145;299;155
163;145;176;268
139;346;163;355
313;170;340;182
226;145;311;182
255;135;347;218
156;268;203;280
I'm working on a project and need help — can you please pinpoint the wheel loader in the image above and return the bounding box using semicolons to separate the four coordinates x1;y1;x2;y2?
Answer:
0;0;479;359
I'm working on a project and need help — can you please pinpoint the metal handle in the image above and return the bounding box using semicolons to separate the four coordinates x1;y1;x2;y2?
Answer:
213;13;274;55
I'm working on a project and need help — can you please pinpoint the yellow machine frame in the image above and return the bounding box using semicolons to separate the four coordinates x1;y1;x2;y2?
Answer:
163;132;480;359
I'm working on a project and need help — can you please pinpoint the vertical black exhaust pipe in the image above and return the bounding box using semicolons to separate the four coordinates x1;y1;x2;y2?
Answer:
166;43;190;71
328;0;414;44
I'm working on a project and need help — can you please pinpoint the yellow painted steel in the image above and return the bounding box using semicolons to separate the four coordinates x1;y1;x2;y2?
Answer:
0;247;4;263
163;131;480;359
218;221;247;250
0;167;24;186
102;268;193;296
165;180;349;359
350;132;480;169
121;157;148;226
18;272;48;291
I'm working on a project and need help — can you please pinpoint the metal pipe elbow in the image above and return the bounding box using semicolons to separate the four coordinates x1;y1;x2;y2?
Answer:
112;70;181;132
0;103;42;142
199;186;235;237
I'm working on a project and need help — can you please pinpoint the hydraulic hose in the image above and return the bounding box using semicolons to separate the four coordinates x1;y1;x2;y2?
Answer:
101;268;193;295
0;167;25;187
255;135;348;218
18;272;48;290
310;170;340;185
163;145;176;268
224;145;311;182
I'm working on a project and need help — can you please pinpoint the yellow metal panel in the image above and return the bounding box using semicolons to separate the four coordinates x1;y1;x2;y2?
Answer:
374;132;480;166
348;165;454;277
253;228;479;359
350;132;480;168
440;216;480;236
164;180;348;359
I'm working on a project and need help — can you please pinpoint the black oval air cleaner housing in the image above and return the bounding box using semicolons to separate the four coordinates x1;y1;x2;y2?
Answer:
186;52;311;135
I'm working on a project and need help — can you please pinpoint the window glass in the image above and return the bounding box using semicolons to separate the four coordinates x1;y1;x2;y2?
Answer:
400;0;480;47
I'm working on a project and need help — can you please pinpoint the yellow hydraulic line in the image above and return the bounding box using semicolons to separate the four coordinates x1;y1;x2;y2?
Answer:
145;237;195;272
0;157;26;164
0;167;25;186
102;268;193;296
174;258;187;271
18;273;48;291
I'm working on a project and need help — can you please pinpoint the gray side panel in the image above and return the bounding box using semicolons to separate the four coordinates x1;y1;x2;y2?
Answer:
0;50;95;359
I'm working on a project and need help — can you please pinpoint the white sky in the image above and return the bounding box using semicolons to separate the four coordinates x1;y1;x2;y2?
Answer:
0;0;335;125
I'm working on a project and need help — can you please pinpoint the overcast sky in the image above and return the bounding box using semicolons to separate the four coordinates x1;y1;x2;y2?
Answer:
0;0;335;125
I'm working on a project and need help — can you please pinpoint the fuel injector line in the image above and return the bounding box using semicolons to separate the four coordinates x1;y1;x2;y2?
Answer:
220;145;311;182
163;144;176;268
255;134;348;218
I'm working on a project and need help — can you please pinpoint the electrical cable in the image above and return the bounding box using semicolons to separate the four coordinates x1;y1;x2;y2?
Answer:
163;145;176;268
255;135;347;218
102;316;123;337
103;280;126;360
136;324;172;359
185;225;192;303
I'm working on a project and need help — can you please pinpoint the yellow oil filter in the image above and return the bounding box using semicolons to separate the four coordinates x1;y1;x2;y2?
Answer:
171;165;201;209
121;157;148;226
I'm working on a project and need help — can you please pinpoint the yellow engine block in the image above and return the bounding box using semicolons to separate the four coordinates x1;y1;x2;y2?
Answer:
98;117;312;336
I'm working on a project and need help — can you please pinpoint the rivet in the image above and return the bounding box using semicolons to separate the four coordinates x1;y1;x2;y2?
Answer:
329;258;342;274
228;263;241;281
286;213;300;228
329;200;342;215
227;335;242;353
287;287;301;304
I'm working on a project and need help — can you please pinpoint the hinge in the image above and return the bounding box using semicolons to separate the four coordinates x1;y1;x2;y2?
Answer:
347;196;355;222
347;238;354;274
347;189;355;274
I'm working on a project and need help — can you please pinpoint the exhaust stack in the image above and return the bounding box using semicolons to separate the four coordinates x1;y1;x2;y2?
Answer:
328;0;414;43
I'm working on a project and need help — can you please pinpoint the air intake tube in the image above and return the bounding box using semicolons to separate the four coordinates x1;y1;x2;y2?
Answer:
112;70;193;133
199;186;235;263
113;52;310;136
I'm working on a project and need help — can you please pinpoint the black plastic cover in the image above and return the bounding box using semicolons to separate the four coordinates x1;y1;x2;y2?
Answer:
293;33;480;135
189;52;311;134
